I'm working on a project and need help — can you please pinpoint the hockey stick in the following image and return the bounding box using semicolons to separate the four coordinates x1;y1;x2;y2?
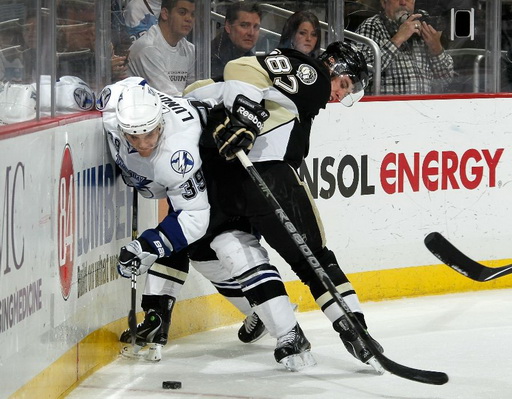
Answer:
128;189;139;345
236;151;448;385
425;232;512;282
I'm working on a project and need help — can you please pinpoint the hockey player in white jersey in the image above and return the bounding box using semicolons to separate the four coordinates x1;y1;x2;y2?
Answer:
99;76;209;361
98;77;314;370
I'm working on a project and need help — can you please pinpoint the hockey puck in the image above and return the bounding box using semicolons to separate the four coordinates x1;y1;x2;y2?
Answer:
162;380;182;389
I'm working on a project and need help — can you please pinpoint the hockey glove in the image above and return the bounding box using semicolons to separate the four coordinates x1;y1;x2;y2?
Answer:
117;238;158;278
213;94;269;160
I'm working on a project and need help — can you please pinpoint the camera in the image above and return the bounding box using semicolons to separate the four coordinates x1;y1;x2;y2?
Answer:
398;9;447;31
416;9;446;31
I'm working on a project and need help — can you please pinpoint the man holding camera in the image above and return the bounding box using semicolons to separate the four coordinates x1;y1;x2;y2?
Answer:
355;0;454;95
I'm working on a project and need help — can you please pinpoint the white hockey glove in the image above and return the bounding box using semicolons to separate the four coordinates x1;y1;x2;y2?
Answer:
117;238;158;278
213;94;269;160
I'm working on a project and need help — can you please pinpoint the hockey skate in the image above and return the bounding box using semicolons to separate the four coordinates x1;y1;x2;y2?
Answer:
334;316;385;374
274;324;317;371
120;309;167;362
238;311;268;343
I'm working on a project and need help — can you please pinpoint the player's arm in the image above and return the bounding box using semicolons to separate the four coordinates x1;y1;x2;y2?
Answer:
141;166;210;256
118;164;210;278
222;57;272;109
212;94;269;160
210;58;272;160
183;79;224;105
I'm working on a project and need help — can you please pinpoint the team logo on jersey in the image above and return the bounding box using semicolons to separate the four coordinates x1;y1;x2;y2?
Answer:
95;87;111;110
170;150;194;176
73;87;95;110
108;131;121;152
296;64;317;85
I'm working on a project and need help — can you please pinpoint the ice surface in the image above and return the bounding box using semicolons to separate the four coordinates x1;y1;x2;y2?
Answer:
67;289;512;399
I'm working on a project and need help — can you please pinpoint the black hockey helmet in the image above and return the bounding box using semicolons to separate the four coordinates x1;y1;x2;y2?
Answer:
318;41;369;94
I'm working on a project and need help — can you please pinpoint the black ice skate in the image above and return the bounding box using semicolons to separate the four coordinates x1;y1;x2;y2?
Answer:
274;324;317;371
238;311;268;343
334;315;384;374
120;309;166;362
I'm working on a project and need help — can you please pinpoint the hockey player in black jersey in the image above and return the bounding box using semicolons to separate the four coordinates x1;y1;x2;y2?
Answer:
185;41;384;372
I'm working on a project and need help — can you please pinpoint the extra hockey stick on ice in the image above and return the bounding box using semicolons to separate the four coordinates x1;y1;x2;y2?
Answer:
128;189;139;346
425;232;512;282
235;151;448;386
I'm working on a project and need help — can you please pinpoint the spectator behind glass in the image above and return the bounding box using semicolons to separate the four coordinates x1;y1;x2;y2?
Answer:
278;11;321;57
14;8;54;83
127;0;195;96
211;1;261;80
0;12;24;83
355;0;454;95
501;5;512;92
57;0;97;85
123;0;162;42
20;10;38;82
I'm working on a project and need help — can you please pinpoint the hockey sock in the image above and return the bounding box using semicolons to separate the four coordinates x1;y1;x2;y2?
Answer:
236;264;296;338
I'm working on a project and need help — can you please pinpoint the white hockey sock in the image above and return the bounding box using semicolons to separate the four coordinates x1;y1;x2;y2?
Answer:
223;295;253;316
254;295;297;338
316;291;363;324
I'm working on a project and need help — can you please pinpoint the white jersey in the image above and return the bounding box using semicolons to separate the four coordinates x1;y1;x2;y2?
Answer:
123;0;161;42
127;24;195;96
97;77;210;255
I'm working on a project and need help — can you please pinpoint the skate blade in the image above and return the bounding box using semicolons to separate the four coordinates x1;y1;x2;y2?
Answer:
145;343;163;362
279;350;317;372
366;356;386;375
120;344;145;359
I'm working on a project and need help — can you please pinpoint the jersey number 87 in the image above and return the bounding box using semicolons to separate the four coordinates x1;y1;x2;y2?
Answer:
264;54;299;95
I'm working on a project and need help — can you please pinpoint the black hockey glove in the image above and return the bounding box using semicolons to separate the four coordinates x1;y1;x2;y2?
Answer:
117;238;158;278
213;94;269;160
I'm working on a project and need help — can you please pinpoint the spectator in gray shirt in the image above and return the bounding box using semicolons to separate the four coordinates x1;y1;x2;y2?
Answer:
127;0;195;96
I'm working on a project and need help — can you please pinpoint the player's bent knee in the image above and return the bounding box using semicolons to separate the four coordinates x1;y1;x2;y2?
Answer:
211;230;269;276
191;259;233;282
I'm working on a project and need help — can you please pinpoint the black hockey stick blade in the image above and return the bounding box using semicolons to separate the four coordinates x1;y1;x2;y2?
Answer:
322;275;449;385
236;151;448;385
373;347;448;385
425;232;512;282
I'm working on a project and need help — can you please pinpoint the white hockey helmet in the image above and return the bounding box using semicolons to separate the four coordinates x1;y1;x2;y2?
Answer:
0;82;37;125
116;84;163;135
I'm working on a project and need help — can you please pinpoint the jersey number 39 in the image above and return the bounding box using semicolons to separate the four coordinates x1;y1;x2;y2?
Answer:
180;169;206;200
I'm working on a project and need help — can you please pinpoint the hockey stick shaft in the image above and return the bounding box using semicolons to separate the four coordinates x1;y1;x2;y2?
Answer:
425;232;512;282
236;151;448;385
128;189;139;345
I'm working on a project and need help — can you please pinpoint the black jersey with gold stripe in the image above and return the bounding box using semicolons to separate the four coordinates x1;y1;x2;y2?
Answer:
221;48;331;168
256;48;331;124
